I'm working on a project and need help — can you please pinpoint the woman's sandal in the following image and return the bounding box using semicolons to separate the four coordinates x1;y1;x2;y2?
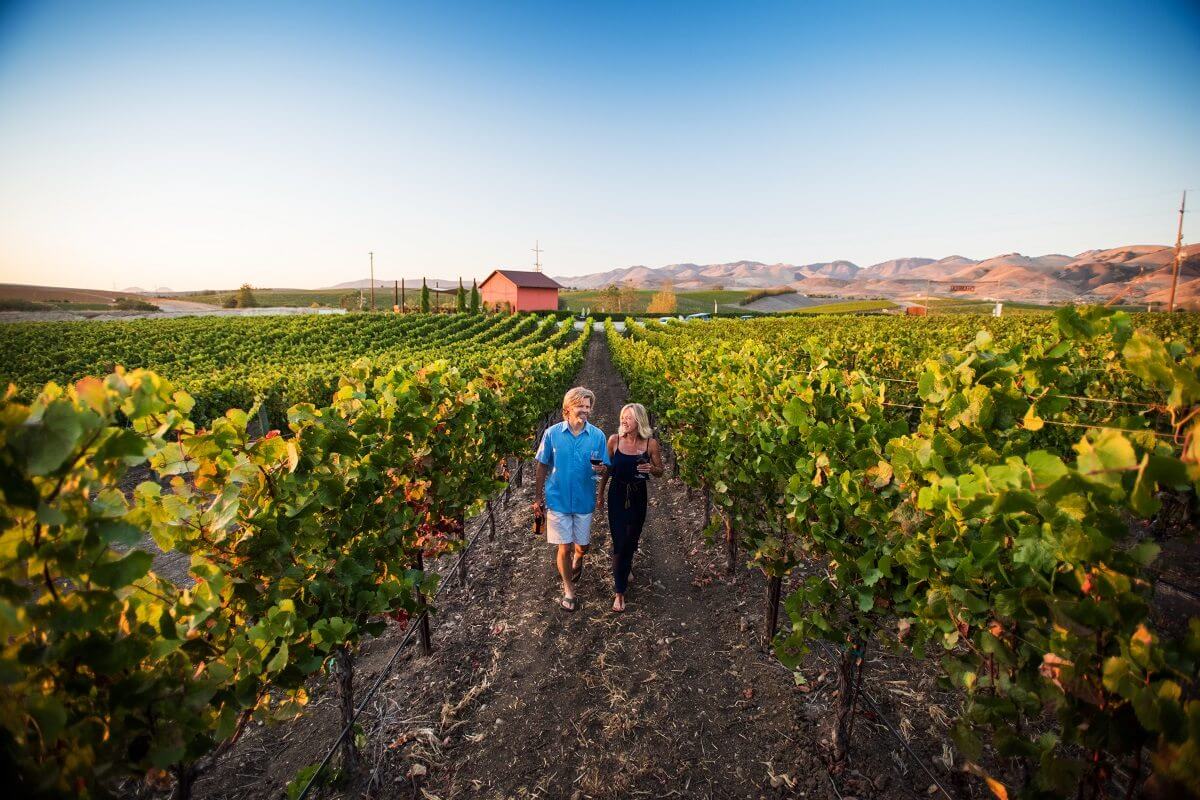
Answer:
611;597;625;613
560;595;578;612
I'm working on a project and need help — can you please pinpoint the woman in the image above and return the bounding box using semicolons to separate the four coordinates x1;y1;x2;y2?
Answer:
598;403;664;612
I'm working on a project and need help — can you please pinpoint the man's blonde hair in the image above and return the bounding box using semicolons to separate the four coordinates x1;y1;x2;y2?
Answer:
621;403;653;440
562;387;596;417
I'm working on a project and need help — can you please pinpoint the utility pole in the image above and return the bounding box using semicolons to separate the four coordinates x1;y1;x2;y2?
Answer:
393;280;398;312
401;278;406;312
369;251;375;312
532;240;543;272
1168;190;1187;313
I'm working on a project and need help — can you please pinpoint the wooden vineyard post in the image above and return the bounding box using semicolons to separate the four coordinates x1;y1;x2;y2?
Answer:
487;498;496;541
764;574;782;648
723;512;737;575
457;514;468;585
703;487;711;531
414;551;432;656
514;455;524;488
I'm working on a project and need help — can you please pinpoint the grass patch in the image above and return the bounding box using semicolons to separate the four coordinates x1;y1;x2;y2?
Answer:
560;289;753;314
179;288;378;308
783;299;897;314
741;287;797;305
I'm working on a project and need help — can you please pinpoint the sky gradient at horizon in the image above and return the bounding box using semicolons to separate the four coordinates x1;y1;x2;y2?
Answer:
1;0;1198;290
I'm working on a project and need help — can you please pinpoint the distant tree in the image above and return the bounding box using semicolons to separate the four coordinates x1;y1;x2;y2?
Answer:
647;283;677;314
470;279;480;313
222;295;239;308
456;278;467;312
236;283;259;308
420;278;431;313
618;283;639;313
339;292;357;310
595;284;621;313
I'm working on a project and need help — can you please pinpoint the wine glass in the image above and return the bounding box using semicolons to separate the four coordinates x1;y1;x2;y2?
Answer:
636;451;651;480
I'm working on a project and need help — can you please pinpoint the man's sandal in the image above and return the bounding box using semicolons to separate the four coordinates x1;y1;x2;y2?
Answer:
560;595;578;612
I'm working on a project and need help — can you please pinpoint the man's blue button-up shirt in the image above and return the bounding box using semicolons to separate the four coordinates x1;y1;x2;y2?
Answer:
536;421;610;514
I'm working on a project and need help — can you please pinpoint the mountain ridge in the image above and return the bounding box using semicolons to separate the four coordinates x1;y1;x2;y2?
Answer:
551;244;1200;306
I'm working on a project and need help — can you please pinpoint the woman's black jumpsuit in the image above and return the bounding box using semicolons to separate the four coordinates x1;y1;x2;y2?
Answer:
607;447;648;594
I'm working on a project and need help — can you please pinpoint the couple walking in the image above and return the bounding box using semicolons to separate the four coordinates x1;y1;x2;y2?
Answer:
533;387;664;613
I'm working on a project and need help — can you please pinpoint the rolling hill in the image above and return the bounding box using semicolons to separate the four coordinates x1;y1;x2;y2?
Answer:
553;244;1200;307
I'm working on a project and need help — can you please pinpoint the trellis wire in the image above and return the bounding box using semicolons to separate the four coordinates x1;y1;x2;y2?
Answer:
294;498;493;800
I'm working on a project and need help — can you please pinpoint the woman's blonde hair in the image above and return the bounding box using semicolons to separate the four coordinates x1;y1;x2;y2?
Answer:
620;403;653;440
562;386;596;417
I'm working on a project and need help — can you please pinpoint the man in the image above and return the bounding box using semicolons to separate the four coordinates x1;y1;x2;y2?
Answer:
534;386;608;611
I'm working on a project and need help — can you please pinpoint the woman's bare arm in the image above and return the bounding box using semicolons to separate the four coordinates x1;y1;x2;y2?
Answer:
648;438;665;477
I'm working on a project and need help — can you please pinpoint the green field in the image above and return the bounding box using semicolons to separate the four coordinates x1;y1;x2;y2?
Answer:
176;287;461;310
782;299;897;314
911;297;1058;315
559;288;755;314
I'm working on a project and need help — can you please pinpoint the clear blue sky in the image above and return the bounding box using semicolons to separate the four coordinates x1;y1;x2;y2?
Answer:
1;0;1197;290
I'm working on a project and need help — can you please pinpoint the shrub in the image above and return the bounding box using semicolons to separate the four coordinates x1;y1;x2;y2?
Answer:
112;297;161;311
741;287;797;305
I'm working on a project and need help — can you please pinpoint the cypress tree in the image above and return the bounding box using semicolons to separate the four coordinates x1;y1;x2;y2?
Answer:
470;279;480;313
420;278;431;313
456;277;467;312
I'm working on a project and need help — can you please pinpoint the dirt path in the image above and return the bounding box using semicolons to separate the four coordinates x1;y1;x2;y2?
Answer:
197;334;940;800
404;332;814;798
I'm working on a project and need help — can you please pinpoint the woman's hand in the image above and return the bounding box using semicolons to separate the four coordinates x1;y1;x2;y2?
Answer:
635;462;652;475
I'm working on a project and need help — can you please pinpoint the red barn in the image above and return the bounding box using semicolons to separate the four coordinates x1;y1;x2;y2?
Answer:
478;270;562;312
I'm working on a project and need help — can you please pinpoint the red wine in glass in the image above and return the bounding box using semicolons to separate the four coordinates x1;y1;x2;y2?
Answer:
636;452;650;479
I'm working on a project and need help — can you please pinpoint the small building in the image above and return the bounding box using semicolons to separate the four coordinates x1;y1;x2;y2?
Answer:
478;270;562;312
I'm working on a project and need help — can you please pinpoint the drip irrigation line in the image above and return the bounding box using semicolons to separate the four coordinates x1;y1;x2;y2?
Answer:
825;768;845;800
761;639;956;799
877;402;1177;441
1038;418;1177;440
807;641;957;800
874;375;1166;410
294;496;493;800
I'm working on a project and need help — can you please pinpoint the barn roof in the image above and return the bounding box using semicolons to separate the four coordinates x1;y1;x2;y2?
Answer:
480;270;563;290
